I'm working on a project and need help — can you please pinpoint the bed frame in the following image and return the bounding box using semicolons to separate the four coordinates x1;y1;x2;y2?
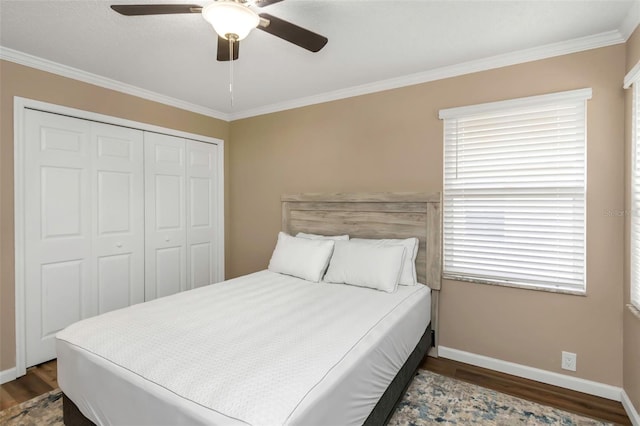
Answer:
63;192;442;426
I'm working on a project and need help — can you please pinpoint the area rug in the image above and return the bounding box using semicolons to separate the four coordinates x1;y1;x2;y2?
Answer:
388;370;610;425
0;388;62;426
0;370;610;425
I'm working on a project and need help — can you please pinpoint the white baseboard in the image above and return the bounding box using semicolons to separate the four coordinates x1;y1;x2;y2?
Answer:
438;346;622;401
622;389;640;426
0;367;17;385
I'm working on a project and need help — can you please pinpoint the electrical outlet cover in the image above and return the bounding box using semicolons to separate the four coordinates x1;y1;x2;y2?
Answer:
561;351;577;371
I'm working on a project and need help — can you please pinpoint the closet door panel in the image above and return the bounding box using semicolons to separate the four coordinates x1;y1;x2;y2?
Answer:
24;110;93;366
145;132;187;300
186;140;218;289
92;122;144;313
155;174;183;229
190;243;212;288
97;254;132;313
155;247;183;297
41;167;83;237
40;260;83;336
97;171;131;233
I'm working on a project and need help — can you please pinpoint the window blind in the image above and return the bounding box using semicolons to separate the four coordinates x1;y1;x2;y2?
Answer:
441;90;589;292
632;83;640;310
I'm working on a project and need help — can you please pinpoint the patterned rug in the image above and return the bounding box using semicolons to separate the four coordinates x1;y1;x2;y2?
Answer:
0;370;610;425
1;388;63;426
389;370;610;425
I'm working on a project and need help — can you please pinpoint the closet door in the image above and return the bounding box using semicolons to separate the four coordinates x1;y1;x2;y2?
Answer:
92;123;144;313
21;108;220;368
144;132;187;300
24;110;93;366
186;140;219;289
24;111;145;366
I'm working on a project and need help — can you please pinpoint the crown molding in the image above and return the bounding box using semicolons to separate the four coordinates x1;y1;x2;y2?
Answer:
229;30;625;120
620;0;640;41
0;46;230;122
1;28;626;123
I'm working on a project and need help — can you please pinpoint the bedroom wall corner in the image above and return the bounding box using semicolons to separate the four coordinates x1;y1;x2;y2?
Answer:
228;45;626;389
0;59;231;372
624;24;640;418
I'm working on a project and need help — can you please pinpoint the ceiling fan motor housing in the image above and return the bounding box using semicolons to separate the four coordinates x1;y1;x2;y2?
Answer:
202;0;260;41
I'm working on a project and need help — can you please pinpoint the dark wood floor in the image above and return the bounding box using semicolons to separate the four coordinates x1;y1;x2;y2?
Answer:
0;360;58;410
0;357;631;424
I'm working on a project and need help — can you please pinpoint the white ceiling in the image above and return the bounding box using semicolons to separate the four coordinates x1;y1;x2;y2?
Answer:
0;0;638;120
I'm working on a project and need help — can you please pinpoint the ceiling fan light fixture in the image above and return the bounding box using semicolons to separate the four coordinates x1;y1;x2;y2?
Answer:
202;1;260;41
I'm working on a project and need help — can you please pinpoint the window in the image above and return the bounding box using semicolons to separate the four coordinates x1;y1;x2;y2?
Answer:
631;81;640;310
440;89;591;293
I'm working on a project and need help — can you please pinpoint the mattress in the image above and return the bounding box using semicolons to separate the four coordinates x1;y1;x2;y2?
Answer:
56;270;431;426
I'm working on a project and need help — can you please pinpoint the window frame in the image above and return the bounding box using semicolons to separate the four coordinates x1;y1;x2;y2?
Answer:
439;88;592;294
629;73;640;312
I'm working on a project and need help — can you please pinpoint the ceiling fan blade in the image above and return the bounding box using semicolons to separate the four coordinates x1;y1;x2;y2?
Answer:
110;4;202;16
254;0;285;7
217;36;239;61
258;13;327;52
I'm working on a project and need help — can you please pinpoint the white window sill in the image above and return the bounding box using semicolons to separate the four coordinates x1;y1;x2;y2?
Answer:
443;275;586;296
629;304;640;320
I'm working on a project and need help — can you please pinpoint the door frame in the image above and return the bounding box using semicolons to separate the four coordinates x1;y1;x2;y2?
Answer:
14;96;225;377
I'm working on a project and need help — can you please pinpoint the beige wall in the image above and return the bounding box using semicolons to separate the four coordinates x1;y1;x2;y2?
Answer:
229;45;626;386
0;60;230;371
625;26;640;413
1;36;634;400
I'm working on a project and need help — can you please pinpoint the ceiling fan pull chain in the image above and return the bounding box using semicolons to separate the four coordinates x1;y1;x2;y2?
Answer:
229;37;234;107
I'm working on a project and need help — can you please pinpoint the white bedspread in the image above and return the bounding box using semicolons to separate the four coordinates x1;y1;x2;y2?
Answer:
57;270;430;425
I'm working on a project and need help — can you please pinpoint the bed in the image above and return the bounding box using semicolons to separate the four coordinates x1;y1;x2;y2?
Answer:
57;192;442;426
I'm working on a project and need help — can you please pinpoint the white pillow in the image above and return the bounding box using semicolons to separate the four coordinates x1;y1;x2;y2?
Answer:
268;232;335;282
323;241;406;293
296;232;349;241
350;237;419;285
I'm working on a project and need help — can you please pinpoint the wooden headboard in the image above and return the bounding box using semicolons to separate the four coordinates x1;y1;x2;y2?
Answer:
281;192;442;290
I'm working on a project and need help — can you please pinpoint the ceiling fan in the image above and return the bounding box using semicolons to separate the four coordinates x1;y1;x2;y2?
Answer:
110;0;328;61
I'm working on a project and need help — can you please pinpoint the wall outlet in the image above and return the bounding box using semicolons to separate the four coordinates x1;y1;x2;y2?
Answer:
561;351;577;371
